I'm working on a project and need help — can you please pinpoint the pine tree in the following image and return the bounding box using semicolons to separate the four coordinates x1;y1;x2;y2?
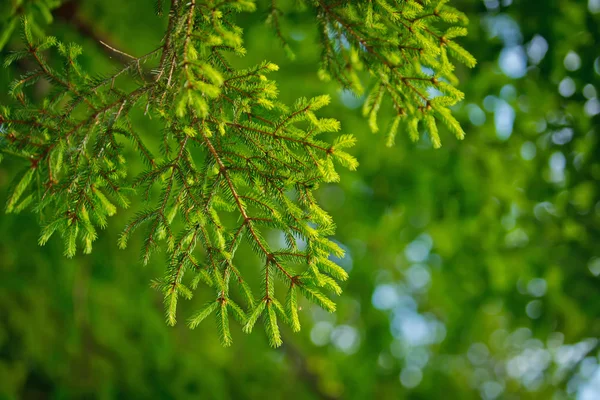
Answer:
0;0;474;347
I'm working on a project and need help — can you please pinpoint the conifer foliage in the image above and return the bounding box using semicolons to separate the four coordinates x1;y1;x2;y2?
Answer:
0;0;473;346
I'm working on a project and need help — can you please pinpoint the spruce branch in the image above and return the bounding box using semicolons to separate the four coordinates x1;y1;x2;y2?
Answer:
307;0;474;146
0;0;474;347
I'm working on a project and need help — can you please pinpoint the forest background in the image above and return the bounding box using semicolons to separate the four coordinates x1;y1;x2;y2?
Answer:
1;0;599;399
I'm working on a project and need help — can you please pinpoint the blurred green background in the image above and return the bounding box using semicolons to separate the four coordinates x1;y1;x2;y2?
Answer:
1;0;599;398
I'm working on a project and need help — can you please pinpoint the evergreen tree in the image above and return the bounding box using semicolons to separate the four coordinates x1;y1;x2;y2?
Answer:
0;0;474;347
